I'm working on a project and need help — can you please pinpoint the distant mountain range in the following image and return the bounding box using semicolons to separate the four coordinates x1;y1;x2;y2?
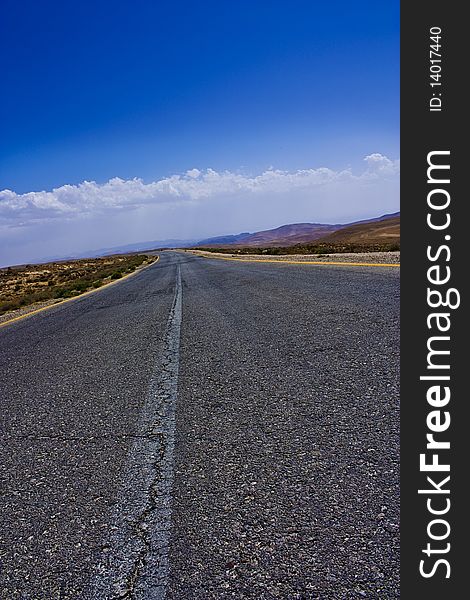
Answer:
35;211;399;265
196;232;252;246
43;238;199;262
198;223;340;248
196;212;400;248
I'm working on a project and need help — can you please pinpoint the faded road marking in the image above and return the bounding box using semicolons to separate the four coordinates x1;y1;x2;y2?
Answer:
90;264;182;599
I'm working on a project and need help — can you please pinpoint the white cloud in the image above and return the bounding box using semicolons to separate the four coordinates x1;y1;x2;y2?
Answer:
364;153;400;175
186;168;201;179
0;155;399;228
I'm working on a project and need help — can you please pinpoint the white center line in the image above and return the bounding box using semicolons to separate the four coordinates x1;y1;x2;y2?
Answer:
91;264;182;599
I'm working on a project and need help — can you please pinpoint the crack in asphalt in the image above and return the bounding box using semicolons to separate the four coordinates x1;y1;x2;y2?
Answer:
111;432;167;600
89;265;182;600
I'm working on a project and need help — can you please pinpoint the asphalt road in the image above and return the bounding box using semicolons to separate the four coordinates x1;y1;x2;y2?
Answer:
0;251;399;599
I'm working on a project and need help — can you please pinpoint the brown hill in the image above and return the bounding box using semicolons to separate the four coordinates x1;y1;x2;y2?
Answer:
315;214;400;246
196;212;400;249
231;223;342;247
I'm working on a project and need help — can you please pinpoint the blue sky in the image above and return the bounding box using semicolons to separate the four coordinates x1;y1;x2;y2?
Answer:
0;0;399;265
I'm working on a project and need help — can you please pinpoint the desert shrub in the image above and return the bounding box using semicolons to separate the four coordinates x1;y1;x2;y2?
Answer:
0;253;153;315
71;280;89;292
0;300;21;314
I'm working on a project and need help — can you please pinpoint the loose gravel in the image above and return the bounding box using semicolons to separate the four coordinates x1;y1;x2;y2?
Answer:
188;250;401;264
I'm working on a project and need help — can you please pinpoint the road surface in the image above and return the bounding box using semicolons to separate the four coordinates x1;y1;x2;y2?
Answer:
0;251;399;599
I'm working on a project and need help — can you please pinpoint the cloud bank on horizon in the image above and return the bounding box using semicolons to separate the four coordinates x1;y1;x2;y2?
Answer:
0;153;399;266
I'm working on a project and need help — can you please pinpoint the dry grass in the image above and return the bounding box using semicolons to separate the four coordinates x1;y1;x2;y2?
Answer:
0;254;156;316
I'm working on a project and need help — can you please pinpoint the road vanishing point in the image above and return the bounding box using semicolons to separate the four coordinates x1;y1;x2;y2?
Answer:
0;251;400;599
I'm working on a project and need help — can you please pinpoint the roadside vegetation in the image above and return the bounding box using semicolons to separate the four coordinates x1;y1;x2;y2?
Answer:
194;242;400;255
0;254;156;316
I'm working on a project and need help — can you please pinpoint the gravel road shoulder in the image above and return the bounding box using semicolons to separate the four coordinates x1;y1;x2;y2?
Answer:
186;249;400;264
